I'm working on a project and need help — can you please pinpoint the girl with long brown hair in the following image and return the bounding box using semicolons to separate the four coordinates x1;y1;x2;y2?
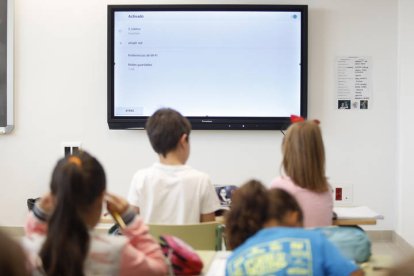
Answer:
271;120;333;227
23;151;167;276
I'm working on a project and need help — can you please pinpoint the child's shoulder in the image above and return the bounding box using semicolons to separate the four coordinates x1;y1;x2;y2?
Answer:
271;176;297;190
131;164;158;178
132;163;210;181
177;166;211;185
184;165;209;176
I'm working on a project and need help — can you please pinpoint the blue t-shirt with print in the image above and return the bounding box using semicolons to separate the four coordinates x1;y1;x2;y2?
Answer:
226;227;358;276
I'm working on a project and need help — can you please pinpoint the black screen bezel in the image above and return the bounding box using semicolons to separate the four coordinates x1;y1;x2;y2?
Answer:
107;4;308;130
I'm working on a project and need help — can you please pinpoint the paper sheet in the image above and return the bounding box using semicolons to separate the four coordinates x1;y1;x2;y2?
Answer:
334;206;383;219
205;251;232;276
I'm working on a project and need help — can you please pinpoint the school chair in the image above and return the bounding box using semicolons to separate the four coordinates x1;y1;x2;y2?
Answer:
148;222;224;251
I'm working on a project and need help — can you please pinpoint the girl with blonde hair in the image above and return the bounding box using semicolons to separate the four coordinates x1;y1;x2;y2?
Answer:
271;120;333;227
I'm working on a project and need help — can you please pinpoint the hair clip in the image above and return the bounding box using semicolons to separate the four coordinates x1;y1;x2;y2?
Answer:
290;115;305;123
68;156;82;167
290;115;321;125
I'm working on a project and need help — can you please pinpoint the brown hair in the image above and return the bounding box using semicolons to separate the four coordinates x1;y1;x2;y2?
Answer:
268;188;303;226
146;108;192;157
40;151;106;276
225;180;268;250
0;230;29;276
282;121;328;192
225;180;303;250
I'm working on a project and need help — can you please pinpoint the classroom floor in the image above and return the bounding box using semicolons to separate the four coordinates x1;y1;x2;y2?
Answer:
372;241;409;263
368;231;414;275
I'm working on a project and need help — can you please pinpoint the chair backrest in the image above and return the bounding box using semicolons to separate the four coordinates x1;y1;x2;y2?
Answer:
148;222;223;251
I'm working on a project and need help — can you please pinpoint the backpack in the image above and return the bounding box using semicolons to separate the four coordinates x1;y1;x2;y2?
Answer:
316;226;371;263
160;235;203;276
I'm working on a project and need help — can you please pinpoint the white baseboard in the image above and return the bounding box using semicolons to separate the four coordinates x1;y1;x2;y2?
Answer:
392;231;414;256
366;230;394;242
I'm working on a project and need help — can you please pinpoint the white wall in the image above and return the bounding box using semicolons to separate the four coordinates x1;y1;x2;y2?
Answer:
0;0;398;230
397;0;414;245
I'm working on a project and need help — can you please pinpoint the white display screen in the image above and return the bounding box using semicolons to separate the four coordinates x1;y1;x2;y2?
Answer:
108;6;307;129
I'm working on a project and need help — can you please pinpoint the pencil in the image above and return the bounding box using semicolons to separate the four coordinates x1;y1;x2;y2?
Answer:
109;210;126;229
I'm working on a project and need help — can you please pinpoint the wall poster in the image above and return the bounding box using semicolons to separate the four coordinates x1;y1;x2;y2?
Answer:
336;56;371;110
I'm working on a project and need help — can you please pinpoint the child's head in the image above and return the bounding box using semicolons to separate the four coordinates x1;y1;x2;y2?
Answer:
282;120;328;192
225;180;303;250
146;108;192;159
50;151;106;224
41;151;106;276
0;230;29;276
265;188;303;228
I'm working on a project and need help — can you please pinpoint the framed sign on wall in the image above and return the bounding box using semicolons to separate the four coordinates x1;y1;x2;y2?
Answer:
0;0;14;134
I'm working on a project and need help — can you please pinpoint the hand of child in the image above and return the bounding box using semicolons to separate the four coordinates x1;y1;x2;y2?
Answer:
105;193;129;215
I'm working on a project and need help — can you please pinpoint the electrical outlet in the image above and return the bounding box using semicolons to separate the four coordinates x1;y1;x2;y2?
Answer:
335;187;343;201
61;141;82;157
332;184;353;205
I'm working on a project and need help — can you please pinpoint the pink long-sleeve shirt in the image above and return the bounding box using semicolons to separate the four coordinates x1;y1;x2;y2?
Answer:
23;213;168;276
271;176;333;227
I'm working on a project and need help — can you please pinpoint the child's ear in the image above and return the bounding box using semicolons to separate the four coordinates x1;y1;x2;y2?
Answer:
180;133;188;144
284;211;302;227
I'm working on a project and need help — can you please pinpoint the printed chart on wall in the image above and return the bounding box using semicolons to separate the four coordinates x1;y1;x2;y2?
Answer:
336;56;371;110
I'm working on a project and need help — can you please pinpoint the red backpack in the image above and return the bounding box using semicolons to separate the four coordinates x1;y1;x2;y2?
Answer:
160;235;204;275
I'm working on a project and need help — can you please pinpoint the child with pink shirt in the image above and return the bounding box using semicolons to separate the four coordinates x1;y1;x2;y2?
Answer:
23;151;167;276
271;120;333;227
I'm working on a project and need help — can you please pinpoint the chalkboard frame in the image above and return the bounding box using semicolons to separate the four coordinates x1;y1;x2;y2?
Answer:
0;0;13;134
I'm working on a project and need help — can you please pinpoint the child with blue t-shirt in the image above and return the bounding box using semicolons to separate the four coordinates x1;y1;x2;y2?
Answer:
225;180;364;276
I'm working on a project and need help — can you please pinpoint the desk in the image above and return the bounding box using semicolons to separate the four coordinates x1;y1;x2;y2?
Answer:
198;250;219;274
100;215;114;224
333;218;377;226
198;251;229;276
217;216;377;226
361;255;393;276
334;206;383;226
96;215;115;234
220;206;382;226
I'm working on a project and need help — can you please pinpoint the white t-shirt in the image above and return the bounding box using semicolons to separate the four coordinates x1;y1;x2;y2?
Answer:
128;163;221;224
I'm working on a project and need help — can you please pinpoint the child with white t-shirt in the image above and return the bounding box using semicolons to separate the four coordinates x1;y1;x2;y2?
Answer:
127;108;221;224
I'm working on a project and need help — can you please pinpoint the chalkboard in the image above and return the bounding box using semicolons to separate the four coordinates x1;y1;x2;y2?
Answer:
0;0;7;126
0;0;13;134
